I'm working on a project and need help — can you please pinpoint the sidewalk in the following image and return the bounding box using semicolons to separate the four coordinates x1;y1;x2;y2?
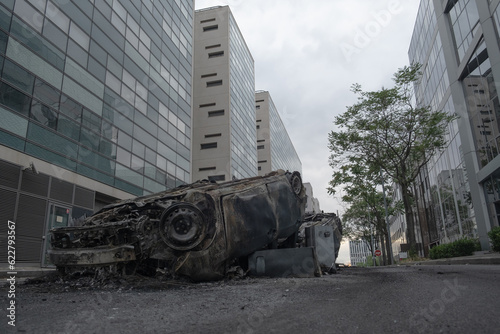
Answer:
411;251;500;266
0;263;56;279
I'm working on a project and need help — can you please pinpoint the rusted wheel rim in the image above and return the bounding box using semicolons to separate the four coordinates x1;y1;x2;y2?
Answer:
290;172;302;196
160;204;206;251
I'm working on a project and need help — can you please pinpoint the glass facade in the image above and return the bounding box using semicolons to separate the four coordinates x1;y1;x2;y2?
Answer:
404;0;500;254
268;96;302;174
396;0;477;256
409;1;448;112
0;0;194;196
448;0;480;62
255;91;301;176
228;13;257;179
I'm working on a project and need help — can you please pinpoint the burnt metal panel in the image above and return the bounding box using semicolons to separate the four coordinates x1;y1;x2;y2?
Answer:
74;186;94;209
50;179;74;204
305;225;337;273
248;247;320;278
0;160;21;189
20;171;49;197
266;179;303;238
222;185;277;258
48;245;136;266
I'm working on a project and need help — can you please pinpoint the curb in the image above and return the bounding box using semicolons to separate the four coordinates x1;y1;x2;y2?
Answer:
0;268;57;279
414;256;500;266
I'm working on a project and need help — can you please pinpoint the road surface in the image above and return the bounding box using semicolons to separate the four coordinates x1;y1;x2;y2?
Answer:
2;265;499;333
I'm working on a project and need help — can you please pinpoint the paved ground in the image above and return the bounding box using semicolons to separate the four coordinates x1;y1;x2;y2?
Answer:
3;251;500;279
1;264;500;333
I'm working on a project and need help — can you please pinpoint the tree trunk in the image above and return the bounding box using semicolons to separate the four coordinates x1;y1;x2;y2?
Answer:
379;234;387;266
401;186;417;257
385;230;393;265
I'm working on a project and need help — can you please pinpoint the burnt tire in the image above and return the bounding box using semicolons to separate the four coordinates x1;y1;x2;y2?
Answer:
159;203;206;251
288;172;303;196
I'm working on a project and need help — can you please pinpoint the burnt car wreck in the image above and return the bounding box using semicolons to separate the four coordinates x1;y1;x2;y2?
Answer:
48;170;311;281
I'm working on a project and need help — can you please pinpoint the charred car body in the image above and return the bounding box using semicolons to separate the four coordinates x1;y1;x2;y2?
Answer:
48;170;306;281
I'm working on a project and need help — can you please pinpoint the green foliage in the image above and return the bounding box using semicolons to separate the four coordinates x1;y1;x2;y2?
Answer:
429;239;480;259
365;255;380;267
328;63;457;252
488;226;500;252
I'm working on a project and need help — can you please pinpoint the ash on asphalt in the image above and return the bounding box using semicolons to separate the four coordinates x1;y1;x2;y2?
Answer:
15;264;352;294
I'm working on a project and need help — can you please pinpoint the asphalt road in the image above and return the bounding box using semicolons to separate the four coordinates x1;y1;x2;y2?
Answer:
2;265;500;333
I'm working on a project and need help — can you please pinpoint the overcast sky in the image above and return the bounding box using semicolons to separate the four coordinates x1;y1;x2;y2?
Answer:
194;0;421;221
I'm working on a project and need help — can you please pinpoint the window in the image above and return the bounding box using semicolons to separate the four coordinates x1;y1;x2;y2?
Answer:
256;125;260;129
0;82;31;117
208;110;224;117
200;102;216;108
256;99;264;102
57;114;80;140
34;79;60;109
43;20;68;52
256;119;261;122
206;80;222;87
208;51;224;58
59;94;82;121
199;166;216;171
30;100;58;130
205;133;221;138
257;139;265;143
3;60;35;94
201;142;217;149
258;160;267;163
205;44;221;49
201;73;217;78
257;145;264;149
0;105;29;138
256;105;260;109
200;18;216;23
203;25;218;32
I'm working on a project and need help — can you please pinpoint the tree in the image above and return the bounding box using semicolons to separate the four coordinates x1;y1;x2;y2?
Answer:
336;165;401;265
328;64;455;256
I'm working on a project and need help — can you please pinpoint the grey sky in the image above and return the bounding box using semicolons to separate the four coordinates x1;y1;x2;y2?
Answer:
194;0;421;218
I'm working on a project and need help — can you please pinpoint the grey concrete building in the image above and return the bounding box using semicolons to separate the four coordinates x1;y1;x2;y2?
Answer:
0;0;194;265
255;90;302;176
191;6;256;182
395;0;500;255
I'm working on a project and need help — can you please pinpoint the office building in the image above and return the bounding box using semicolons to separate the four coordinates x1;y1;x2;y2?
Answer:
191;6;256;182
396;0;500;255
0;0;194;265
255;90;302;176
